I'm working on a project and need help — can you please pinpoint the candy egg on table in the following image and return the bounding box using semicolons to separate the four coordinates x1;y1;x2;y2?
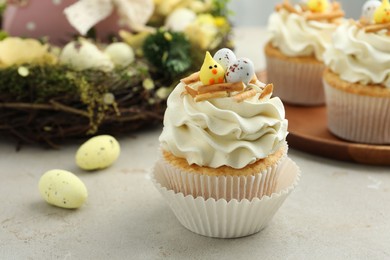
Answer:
38;169;88;209
213;48;236;71
362;0;381;23
75;135;120;171
225;58;255;84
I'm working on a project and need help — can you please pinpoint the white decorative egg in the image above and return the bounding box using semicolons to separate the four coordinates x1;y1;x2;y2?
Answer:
362;0;381;23
165;8;197;32
59;39;114;72
213;48;236;71
225;58;255;84
105;42;135;67
39;169;88;209
75;135;120;171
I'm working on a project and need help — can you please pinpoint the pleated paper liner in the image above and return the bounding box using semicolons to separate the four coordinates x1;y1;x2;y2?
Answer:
265;54;325;106
156;151;287;201
152;157;300;238
323;81;390;144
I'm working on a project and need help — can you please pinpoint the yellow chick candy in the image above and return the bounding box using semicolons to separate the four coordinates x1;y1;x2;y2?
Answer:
307;0;329;13
374;0;390;24
199;51;225;85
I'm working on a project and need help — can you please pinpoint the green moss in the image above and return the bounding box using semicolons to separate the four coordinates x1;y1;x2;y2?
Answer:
0;61;151;101
0;3;5;28
0;65;79;101
142;29;192;80
0;61;157;134
0;30;7;40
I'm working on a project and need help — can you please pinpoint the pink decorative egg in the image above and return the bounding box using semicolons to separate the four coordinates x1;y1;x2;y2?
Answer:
2;0;128;45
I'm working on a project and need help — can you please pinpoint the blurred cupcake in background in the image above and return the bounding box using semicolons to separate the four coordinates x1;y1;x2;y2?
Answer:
265;0;345;106
323;0;390;144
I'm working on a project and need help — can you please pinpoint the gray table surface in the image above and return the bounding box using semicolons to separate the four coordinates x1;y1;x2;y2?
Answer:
1;28;390;259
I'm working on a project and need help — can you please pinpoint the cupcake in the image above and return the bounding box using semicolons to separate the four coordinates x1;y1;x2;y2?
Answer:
265;0;344;106
152;48;300;238
322;0;390;144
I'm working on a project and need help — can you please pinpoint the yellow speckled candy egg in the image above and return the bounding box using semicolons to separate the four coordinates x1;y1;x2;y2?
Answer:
75;135;120;170
38;169;88;209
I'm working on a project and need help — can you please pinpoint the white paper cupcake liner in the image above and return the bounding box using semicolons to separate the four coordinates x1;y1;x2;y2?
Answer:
266;54;325;106
157;151;287;202
323;80;390;144
151;157;300;238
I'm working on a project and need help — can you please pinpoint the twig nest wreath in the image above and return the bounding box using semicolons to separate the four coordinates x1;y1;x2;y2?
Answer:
0;0;232;147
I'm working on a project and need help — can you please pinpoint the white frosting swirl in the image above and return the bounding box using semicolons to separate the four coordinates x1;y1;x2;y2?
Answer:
324;21;390;88
159;82;288;169
267;9;339;61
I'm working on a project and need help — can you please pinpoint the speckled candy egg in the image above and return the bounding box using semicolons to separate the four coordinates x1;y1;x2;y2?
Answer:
39;169;88;209
76;135;120;171
225;58;255;84
104;42;135;67
213;48;236;71
362;0;381;23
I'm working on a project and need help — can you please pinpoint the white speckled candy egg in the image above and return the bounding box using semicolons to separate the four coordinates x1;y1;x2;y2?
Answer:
225;58;255;84
75;135;120;171
213;48;236;71
39;169;88;209
104;42;135;67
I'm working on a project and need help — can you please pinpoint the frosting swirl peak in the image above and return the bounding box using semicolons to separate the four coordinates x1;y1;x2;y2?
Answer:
267;9;340;61
324;21;390;88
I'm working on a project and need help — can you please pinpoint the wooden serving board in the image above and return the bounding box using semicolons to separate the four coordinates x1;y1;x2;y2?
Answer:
285;105;390;166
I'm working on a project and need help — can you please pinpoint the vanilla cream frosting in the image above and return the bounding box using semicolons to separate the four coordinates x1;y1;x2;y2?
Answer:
159;82;288;169
267;9;339;61
324;21;390;88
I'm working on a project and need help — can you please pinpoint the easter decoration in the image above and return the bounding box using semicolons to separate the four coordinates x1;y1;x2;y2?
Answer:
199;51;226;85
275;0;344;21
37;134;120;209
39;169;88;209
374;0;390;23
361;0;382;24
0;0;232;147
38;135;120;209
75;135;120;171
181;48;274;103
358;0;390;34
